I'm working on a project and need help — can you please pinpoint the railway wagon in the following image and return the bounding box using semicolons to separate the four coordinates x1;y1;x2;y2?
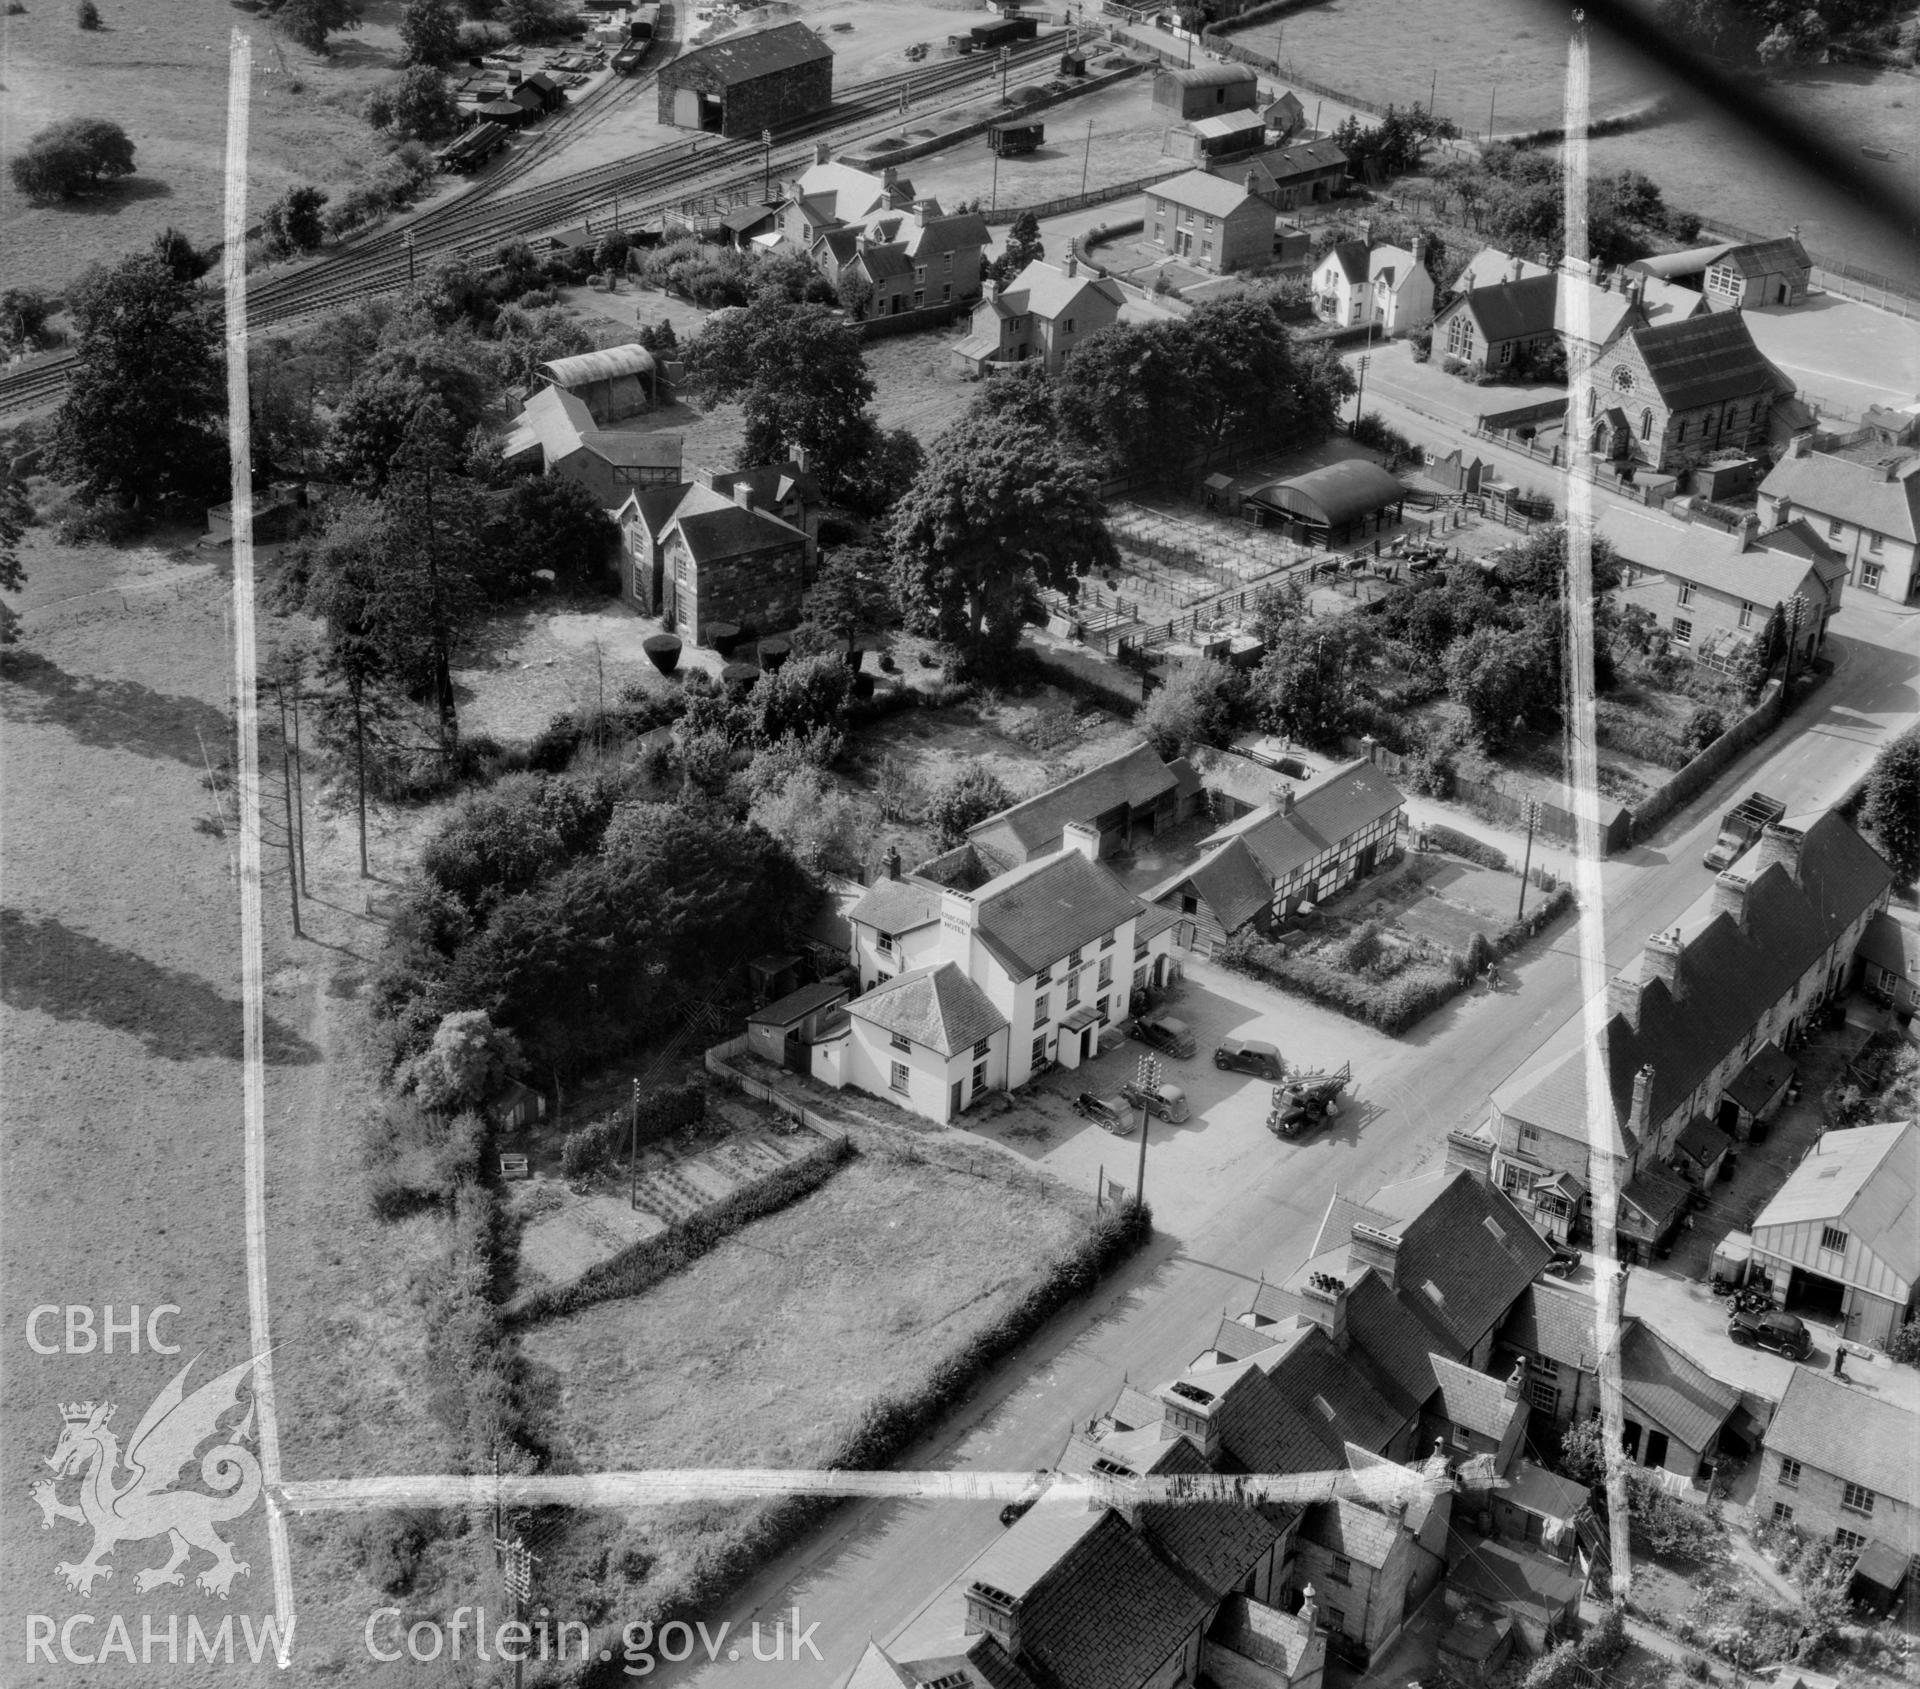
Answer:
628;3;661;41
971;15;1039;47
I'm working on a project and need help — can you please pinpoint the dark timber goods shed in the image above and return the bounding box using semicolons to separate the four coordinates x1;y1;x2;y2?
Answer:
657;22;834;137
1244;460;1406;544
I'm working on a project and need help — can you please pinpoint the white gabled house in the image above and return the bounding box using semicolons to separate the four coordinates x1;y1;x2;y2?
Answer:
823;825;1182;1121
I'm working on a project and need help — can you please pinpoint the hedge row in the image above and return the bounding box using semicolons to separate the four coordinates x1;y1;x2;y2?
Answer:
563;1196;1156;1685
558;1081;708;1179
1425;825;1510;871
369;1108;489;1220
506;1132;852;1326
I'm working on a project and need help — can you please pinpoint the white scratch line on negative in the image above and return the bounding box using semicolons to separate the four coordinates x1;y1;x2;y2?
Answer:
224;26;297;1666
275;1459;1481;1513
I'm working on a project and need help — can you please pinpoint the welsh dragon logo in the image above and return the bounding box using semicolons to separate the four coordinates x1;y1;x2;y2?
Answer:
29;1355;262;1600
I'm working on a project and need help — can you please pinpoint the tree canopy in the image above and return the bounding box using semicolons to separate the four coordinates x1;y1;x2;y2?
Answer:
889;378;1117;668
399;0;462;62
366;65;463;141
267;0;364;52
1862;724;1920;882
54;251;225;513
9;118;136;201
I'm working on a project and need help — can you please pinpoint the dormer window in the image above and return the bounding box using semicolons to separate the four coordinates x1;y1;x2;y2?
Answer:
877;932;894;954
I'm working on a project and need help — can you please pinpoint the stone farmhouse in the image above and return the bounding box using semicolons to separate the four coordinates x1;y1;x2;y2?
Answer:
1749;1120;1918;1349
656;21;832;137
1760;433;1920;603
1485;812;1895;1259
1754;1369;1919;1559
952;257;1125;377
1144;170;1276;275
614;473;810;642
1309;237;1436;334
1145;761;1405;957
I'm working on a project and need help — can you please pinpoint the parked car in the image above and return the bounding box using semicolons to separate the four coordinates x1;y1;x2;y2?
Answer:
1727;1306;1812;1360
1542;1249;1579;1279
1072;1092;1136;1135
1121;1081;1189;1124
1000;1470;1050;1526
1214;1037;1283;1081
1130;1013;1195;1058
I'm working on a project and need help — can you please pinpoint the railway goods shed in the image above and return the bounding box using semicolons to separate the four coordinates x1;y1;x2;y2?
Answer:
656;21;833;137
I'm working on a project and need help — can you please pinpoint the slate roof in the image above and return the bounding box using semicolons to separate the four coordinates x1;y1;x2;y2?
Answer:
1188;108;1270;142
1761;447;1920;544
1859;910;1920;982
847;962;1008;1057
1301;1495;1403;1568
1166;836;1271;931
708;459;819;509
972;850;1149;980
661;20;832;90
1323;240;1370;286
504;384;597;461
1674;1114;1734;1168
1754;1120;1919;1286
670;483;808;562
1765;1368;1920;1507
965;1503;1106;1602
746;980;848;1025
1208;1314;1283;1363
849;876;943;935
1223;764;1407;883
1431;1355;1521;1441
1453;246;1551;292
1442;272;1560;343
1620;1165;1693;1240
1219;137;1349;187
1446;1532;1584;1623
1726;1040;1795;1114
855;240;915;282
844;1635;1042;1689
1502;1460;1590;1522
1014;1511;1215;1689
969;742;1178;859
1392;1170;1554;1352
615;482;689;538
1596;506;1845;605
1500;1281;1600;1372
906;211;990;258
1497;812;1893;1144
1221;1326;1403;1472
1630;310;1794;411
1344;1272;1448;1412
1150;168;1261;219
994;257;1126;324
1139;1494;1288;1596
1619;1319;1739;1454
1715;236;1812;278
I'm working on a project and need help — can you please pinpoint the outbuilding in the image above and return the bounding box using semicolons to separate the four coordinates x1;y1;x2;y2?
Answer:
746;980;852;1070
656;21;834;137
1152;60;1258;120
538;343;657;424
1244;460;1406;544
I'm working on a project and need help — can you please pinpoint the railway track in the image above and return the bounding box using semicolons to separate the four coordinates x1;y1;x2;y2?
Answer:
0;33;1065;417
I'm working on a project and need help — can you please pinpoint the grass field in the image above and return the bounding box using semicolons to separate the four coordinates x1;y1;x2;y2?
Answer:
514;1148;1090;1625
1;0;414;296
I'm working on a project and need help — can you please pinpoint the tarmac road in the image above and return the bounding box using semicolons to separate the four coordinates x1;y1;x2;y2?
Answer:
657;596;1916;1686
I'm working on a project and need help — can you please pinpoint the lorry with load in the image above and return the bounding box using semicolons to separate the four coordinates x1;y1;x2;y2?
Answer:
1702;792;1786;872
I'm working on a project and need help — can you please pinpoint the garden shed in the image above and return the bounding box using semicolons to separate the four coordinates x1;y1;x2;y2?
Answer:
747;981;852;1070
1244;460;1406;545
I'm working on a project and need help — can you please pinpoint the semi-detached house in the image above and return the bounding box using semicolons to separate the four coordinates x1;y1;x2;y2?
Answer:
1759;434;1920;603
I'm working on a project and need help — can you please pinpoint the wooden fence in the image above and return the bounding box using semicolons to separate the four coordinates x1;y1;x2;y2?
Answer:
986;166;1187;226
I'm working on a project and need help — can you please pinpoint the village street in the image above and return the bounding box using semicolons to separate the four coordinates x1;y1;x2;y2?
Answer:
655;597;1917;1685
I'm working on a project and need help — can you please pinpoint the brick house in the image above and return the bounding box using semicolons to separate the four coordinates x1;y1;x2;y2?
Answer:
1147;762;1405;957
1487;812;1895;1257
656;21;832;137
1601;502;1846;671
789;150;990;309
614;479;809;642
951;257;1124;377
1748;1120;1919;1349
1144;170;1276;274
1759;435;1920;602
1582;310;1795;476
1754;1369;1919;1556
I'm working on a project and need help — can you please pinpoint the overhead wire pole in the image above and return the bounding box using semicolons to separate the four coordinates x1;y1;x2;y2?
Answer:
1557;6;1635;1605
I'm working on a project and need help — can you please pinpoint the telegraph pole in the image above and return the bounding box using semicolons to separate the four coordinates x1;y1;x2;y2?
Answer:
627;1079;641;1210
1133;1052;1160;1208
1488;82;1497;142
761;128;773;201
1516;797;1541;920
1082;117;1094;196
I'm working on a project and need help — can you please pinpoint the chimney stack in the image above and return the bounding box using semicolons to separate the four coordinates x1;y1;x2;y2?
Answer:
1348;1223;1401;1289
1273;784;1296;815
882;164;898;189
1606;967;1642;1030
814;140;832;166
1510;255;1525;282
1444;1130;1494;1181
1065;253;1079;278
885;844;902;881
940;887;978;941
1299;1271;1349;1349
1643;928;1683;995
1504;1360;1526;1404
1753;824;1805;882
1062;820;1101;862
1736;512;1759;550
1709;871;1750;925
1628;1064;1656;1141
1298;1584;1318;1629
732;481;756;511
963;1583;1020;1657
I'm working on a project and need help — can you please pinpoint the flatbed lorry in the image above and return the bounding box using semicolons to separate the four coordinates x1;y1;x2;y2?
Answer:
1702;791;1786;872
